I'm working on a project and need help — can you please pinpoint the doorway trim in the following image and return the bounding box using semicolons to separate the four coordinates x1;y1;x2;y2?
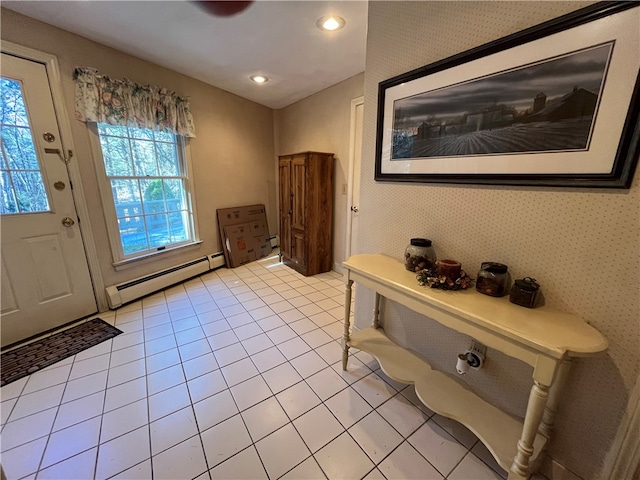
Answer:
345;95;364;264
1;41;107;311
601;372;640;479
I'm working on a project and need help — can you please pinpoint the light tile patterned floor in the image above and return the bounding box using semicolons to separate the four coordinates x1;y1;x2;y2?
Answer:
1;253;511;480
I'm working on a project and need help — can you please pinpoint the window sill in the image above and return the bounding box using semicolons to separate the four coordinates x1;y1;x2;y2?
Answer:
112;240;203;272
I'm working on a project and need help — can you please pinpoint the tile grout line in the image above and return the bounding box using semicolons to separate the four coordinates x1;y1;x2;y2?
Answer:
169;285;214;480
213;264;338;479
96;314;139;480
237;269;320;480
209;266;285;478
3;257;496;480
29;349;77;477
226;273;304;480
142;297;155;480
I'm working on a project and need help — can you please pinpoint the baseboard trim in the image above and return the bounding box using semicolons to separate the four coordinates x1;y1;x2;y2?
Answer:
208;252;226;270
540;456;582;480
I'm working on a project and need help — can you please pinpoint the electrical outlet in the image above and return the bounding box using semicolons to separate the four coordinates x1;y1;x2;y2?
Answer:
466;340;486;369
470;340;486;357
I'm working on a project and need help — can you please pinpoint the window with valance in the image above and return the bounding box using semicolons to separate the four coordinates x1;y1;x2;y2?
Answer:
73;67;199;263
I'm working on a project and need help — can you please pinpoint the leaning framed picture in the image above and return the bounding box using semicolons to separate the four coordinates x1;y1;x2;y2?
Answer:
374;2;640;188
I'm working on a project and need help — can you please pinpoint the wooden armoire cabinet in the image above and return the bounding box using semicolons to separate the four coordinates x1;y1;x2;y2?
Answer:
278;151;334;276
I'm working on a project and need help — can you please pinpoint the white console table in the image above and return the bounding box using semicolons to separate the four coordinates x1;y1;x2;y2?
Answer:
340;254;607;479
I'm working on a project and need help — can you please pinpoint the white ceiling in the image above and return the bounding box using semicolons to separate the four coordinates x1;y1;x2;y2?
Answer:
4;0;368;109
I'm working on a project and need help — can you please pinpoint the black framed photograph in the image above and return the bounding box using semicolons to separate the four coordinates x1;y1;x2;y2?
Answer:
375;2;640;188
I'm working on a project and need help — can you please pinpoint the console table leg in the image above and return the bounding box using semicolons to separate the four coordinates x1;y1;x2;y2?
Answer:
341;279;354;370
372;292;381;329
510;381;550;479
539;358;572;440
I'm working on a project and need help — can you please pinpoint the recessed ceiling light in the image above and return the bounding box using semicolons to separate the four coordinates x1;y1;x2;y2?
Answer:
250;75;269;84
317;15;345;32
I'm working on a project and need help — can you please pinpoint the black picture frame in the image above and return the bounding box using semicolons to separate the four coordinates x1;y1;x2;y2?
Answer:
374;2;640;188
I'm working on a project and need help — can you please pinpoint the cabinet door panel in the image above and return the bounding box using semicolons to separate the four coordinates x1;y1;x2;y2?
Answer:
291;157;306;231
291;231;305;267
278;158;292;258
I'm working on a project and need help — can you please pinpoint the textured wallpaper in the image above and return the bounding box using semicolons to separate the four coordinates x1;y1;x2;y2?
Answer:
356;2;639;478
275;73;365;273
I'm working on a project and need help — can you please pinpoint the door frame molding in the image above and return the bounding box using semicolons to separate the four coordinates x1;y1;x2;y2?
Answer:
345;95;364;264
600;371;640;479
1;41;107;311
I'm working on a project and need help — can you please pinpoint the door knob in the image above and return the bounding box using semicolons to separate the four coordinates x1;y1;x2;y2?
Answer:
61;217;75;227
351;206;359;213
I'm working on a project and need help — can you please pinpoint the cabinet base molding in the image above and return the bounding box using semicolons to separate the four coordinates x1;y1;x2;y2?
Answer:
282;258;308;276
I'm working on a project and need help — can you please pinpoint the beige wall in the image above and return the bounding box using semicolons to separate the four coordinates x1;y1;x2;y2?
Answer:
1;9;277;290
360;2;638;478
274;73;365;270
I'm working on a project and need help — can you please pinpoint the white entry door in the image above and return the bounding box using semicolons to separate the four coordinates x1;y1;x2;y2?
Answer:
346;97;364;258
1;53;96;347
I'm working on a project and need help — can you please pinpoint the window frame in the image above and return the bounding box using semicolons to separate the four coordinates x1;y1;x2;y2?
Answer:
88;123;200;268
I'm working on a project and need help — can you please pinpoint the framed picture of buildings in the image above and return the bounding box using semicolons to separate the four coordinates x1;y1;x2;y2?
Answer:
374;2;640;188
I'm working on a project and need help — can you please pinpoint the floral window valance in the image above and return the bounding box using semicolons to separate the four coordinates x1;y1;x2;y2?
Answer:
73;67;196;138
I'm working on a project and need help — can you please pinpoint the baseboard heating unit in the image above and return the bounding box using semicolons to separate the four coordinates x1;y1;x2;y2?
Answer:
105;253;225;309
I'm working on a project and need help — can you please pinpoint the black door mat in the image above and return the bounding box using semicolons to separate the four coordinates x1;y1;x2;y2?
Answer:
1;318;122;387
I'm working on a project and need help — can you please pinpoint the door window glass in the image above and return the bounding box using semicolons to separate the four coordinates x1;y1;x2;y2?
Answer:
0;78;50;214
